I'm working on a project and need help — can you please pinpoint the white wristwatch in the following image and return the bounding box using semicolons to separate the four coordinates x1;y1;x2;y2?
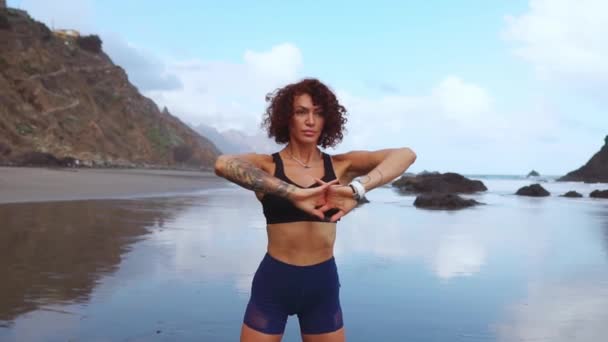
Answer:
348;180;366;201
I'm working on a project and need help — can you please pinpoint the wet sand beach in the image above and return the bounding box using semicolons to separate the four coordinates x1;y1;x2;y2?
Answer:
0;167;225;204
1;176;608;341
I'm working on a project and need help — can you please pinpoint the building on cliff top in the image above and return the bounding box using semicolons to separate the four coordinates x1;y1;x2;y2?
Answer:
53;29;81;39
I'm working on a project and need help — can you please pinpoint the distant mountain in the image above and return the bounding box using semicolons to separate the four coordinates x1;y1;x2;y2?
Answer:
0;7;219;168
194;123;242;154
222;129;282;154
558;135;608;183
193;124;281;155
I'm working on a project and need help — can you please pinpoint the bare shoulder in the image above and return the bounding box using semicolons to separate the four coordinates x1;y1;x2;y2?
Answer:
254;153;275;173
218;152;275;172
329;151;352;166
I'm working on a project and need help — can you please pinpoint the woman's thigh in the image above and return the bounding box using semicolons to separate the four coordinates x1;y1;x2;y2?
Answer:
302;327;345;342
241;323;284;342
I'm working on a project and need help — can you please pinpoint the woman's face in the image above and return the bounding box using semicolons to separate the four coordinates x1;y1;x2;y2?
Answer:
289;93;324;145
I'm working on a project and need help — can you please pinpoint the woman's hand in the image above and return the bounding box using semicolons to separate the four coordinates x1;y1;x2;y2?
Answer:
289;179;339;220
316;180;358;222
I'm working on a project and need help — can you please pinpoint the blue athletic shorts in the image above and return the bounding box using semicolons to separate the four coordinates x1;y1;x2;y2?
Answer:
243;252;343;335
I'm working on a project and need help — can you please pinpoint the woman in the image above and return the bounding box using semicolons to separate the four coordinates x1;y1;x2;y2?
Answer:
214;78;416;342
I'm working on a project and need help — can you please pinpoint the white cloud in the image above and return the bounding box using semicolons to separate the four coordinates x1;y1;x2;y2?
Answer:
145;43;303;132
103;34;182;92
432;76;492;120
503;0;608;85
244;43;302;82
334;76;508;154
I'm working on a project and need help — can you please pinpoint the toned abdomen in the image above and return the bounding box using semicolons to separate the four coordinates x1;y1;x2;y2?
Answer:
266;222;337;266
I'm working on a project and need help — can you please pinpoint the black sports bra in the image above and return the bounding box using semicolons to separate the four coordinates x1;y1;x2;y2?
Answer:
261;152;340;224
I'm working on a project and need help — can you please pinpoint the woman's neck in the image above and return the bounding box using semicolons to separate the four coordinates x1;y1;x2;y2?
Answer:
284;143;321;164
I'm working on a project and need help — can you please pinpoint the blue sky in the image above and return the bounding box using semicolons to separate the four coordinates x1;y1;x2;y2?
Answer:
8;0;607;174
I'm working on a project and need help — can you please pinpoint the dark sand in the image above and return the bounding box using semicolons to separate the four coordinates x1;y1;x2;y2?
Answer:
0;167;227;204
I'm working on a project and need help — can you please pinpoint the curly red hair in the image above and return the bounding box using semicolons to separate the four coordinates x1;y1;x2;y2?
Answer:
261;78;348;148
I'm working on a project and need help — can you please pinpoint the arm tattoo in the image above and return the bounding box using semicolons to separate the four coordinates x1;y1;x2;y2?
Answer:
375;169;384;183
223;158;295;198
358;169;384;191
359;169;384;184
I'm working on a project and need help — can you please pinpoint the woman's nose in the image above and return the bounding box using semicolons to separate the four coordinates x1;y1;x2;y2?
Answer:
305;113;315;125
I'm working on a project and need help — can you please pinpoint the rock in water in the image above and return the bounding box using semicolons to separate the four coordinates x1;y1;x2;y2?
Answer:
560;191;583;198
413;193;483;210
515;184;550;197
392;172;487;194
590;190;608;198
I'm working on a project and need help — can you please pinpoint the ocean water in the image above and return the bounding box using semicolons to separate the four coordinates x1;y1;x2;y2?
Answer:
1;177;608;341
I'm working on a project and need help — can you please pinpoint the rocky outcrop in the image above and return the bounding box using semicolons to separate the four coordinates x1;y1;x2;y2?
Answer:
413;193;483;210
15;151;78;167
392;172;487;194
515;184;550;197
590;190;608;199
558;136;608;183
0;8;219;169
527;170;540;177
560;191;582;198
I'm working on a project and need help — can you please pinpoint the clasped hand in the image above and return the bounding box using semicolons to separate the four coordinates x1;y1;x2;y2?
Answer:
289;178;358;222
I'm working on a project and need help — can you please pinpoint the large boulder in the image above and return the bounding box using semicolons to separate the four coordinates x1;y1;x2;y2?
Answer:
590;190;608;198
558;135;608;183
414;193;483;210
561;191;583;198
515;184;550;197
392;172;487;194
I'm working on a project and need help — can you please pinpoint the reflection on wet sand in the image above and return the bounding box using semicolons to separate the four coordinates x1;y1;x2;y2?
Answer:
1;181;608;341
599;204;608;260
496;278;608;342
0;198;191;327
495;204;608;342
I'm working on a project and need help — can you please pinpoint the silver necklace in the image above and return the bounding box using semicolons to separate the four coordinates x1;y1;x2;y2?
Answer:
286;148;320;169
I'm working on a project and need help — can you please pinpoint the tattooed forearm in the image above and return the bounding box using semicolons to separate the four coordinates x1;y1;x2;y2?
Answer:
222;158;296;198
354;147;416;192
275;182;292;198
359;175;371;185
358;169;384;191
375;169;384;184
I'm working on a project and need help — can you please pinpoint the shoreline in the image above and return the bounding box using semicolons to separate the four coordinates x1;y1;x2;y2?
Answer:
0;167;229;204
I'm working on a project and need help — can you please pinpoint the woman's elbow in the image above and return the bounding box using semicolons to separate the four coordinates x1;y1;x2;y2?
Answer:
402;147;417;163
214;154;230;177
